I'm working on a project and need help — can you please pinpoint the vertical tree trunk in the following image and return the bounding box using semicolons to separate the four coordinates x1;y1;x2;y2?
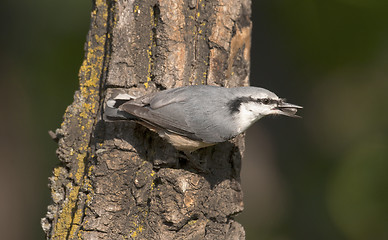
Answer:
42;0;252;239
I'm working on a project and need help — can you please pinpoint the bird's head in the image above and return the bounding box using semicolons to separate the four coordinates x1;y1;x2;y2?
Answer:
228;87;302;132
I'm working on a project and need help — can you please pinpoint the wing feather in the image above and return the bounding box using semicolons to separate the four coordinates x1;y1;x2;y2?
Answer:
118;85;238;143
119;101;201;141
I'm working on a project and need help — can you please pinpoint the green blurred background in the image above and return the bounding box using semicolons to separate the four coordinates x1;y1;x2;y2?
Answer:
1;0;387;239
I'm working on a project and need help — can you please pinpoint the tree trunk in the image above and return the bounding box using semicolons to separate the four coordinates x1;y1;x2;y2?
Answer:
42;0;252;239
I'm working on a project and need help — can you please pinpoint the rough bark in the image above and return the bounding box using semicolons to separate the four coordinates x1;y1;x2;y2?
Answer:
42;0;252;239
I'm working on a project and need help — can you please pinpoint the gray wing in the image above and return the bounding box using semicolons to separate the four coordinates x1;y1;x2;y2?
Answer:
119;86;202;140
119;86;238;143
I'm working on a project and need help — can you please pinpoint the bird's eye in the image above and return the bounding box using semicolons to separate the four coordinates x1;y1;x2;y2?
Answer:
262;98;269;104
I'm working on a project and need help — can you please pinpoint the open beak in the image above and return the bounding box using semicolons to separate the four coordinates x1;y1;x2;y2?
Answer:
274;102;303;118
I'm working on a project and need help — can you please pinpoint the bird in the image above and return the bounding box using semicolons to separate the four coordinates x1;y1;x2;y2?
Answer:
104;85;302;153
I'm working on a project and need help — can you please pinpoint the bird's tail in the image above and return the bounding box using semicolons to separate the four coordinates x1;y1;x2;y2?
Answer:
103;92;136;121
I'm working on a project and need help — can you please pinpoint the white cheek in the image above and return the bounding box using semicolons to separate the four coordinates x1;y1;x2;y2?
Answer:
236;105;262;132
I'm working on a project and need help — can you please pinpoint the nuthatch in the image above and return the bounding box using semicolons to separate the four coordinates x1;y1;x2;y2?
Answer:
104;85;302;153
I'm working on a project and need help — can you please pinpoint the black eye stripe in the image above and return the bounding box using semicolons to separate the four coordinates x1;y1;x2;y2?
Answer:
228;97;253;113
255;98;279;105
228;96;281;113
